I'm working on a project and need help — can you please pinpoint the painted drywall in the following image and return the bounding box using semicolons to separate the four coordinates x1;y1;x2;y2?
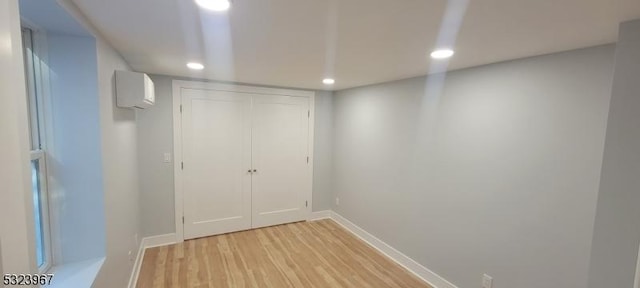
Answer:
136;75;335;236
47;33;106;264
312;91;334;211
333;45;614;288
137;75;176;237
91;35;140;288
588;20;640;288
0;0;38;275
54;1;142;287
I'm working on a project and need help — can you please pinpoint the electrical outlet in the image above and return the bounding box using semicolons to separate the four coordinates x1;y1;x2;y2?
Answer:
482;274;493;288
336;197;340;206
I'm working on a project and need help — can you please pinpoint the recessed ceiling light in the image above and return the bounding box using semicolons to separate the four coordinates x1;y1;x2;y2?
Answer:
430;49;455;59
187;62;204;70
323;78;335;85
195;0;231;11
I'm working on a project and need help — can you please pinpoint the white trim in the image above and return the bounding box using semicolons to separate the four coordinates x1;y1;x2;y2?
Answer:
306;93;316;219
634;242;640;288
142;233;178;249
22;25;59;269
308;210;332;221
29;150;53;273
22;27;40;150
23;25;54;272
172;80;315;243
128;233;177;288
127;240;144;288
172;81;184;242
172;80;315;98
330;211;458;288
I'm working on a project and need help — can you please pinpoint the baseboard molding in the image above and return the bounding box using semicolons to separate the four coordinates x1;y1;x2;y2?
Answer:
308;210;332;221
128;233;177;288
127;240;145;288
142;233;177;249
330;211;458;288
634;242;640;288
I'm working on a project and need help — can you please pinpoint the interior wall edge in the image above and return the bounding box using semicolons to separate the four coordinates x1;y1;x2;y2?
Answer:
586;18;640;288
0;0;38;275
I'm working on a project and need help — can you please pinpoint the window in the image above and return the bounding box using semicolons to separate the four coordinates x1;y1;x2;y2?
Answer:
22;27;52;272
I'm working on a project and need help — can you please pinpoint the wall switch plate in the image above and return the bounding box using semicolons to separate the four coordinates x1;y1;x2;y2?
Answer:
482;274;493;288
336;197;340;206
163;153;171;163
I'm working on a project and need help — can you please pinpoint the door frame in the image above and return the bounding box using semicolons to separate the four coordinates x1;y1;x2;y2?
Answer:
172;80;315;242
635;241;640;288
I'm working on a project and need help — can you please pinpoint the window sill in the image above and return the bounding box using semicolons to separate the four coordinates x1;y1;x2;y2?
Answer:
48;257;104;288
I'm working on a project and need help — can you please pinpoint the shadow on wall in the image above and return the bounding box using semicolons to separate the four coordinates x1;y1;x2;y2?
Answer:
111;74;136;122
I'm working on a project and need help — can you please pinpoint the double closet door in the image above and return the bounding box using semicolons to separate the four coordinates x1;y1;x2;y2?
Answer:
181;88;311;240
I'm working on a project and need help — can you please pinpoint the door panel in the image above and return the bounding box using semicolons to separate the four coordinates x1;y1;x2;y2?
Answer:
182;89;252;239
251;95;310;228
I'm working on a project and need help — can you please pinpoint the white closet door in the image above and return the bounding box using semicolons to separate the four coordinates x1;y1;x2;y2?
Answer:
182;89;252;239
251;95;310;228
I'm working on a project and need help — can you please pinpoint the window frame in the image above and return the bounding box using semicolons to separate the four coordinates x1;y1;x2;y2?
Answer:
29;150;52;273
22;25;54;273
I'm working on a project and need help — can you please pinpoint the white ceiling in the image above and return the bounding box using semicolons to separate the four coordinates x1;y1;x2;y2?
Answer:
71;0;640;91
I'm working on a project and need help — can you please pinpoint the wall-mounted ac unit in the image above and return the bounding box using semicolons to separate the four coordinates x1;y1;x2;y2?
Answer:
115;70;155;109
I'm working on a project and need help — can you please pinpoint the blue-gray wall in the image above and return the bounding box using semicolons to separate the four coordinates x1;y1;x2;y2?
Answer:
333;45;615;288
47;33;106;264
312;90;334;211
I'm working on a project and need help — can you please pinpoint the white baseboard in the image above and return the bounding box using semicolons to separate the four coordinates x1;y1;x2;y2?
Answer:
308;210;332;221
127;240;145;288
142;233;177;249
330;211;458;288
634;242;640;288
128;233;177;288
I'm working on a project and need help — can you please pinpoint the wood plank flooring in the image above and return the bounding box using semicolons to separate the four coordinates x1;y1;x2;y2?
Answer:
136;219;432;288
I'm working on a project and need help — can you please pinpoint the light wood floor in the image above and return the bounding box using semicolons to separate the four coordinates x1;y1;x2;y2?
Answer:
136;219;432;288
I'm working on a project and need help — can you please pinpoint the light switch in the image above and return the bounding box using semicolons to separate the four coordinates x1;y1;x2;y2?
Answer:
163;153;171;163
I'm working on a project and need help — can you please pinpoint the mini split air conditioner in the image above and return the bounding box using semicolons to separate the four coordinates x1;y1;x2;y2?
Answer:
115;70;155;109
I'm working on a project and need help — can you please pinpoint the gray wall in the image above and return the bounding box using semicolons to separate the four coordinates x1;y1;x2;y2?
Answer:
333;45;614;288
91;34;141;288
312;91;334;211
137;75;176;237
588;20;640;288
137;75;335;236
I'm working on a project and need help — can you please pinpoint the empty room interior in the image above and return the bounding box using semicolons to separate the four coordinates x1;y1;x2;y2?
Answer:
2;0;640;287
